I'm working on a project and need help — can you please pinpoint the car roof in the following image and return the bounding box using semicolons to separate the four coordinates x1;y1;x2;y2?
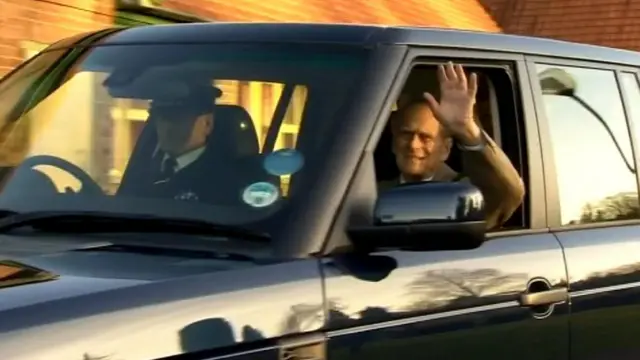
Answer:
56;22;640;67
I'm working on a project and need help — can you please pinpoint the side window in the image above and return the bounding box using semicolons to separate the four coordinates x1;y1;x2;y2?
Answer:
536;64;639;225
373;62;527;229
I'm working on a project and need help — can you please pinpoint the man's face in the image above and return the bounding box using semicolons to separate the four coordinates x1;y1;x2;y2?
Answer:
391;103;452;181
155;111;214;156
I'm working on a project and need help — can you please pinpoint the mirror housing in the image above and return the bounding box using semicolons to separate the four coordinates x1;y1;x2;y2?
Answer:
348;181;486;252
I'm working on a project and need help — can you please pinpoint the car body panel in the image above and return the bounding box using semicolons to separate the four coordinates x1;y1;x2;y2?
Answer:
0;236;324;360
555;225;640;360
322;233;569;360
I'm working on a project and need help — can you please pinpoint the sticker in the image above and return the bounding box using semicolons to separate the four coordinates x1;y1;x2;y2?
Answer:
242;182;280;208
175;190;199;201
263;148;304;176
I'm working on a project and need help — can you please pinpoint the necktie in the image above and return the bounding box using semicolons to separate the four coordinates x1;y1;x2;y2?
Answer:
160;156;177;179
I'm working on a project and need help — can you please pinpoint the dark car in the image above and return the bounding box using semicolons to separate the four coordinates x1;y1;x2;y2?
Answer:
0;22;639;360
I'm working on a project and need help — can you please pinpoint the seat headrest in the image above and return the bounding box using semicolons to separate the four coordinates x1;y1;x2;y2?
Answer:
210;105;259;158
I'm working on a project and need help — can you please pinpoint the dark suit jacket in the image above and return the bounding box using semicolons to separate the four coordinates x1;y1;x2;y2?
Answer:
120;149;270;205
378;132;525;230
145;156;243;204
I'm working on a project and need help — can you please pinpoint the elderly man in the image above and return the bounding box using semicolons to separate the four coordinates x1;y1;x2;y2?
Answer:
379;62;525;230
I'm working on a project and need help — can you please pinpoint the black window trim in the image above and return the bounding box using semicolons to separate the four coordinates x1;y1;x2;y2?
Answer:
526;55;640;231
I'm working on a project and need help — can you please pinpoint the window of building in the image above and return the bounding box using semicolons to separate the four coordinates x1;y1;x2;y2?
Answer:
536;64;639;225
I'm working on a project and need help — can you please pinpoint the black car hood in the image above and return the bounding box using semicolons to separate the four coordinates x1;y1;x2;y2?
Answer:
0;234;261;311
0;234;324;360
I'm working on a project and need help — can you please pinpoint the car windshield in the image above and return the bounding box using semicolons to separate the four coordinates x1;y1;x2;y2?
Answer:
0;30;369;240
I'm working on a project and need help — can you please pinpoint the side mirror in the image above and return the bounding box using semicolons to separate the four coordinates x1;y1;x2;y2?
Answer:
348;181;486;252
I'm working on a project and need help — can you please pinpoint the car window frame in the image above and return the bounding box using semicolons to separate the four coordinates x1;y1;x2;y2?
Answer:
321;47;545;255
407;50;544;234
526;55;640;231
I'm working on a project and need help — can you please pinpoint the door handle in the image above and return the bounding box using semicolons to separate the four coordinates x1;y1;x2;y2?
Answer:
519;288;568;307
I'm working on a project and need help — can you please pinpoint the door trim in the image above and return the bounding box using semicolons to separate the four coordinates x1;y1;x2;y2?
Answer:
327;301;518;337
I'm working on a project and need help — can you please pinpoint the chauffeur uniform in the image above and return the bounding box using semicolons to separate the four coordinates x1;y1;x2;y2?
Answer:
150;146;211;202
140;139;268;205
117;85;268;205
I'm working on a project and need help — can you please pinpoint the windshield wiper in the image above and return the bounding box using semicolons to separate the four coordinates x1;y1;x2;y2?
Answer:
0;210;270;242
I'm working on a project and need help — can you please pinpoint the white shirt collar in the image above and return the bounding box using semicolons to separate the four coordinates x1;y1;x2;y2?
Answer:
399;174;433;184
154;146;206;173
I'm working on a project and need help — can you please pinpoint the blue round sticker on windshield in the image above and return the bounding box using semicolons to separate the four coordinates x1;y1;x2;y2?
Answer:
263;148;304;176
242;182;280;208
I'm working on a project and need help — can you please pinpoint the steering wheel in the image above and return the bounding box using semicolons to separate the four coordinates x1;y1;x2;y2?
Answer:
18;155;104;195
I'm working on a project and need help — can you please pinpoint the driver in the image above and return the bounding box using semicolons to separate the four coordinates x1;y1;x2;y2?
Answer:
127;84;247;204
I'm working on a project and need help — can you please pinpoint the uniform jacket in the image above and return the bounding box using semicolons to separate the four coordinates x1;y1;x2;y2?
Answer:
120;148;271;205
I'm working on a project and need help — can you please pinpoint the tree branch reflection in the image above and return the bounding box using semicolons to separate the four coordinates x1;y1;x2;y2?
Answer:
405;268;527;311
574;192;639;224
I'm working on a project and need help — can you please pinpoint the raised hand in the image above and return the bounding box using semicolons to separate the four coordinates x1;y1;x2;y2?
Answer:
423;62;482;146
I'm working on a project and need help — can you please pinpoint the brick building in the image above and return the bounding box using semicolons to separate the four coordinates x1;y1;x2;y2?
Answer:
480;0;640;52
5;0;640;77
0;0;499;76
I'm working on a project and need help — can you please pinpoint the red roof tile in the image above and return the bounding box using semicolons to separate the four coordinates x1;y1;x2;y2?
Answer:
481;0;640;51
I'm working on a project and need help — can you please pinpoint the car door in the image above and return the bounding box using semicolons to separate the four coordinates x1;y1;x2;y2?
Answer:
322;49;570;360
528;57;640;360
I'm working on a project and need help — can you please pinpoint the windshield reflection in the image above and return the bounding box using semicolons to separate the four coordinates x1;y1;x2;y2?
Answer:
0;41;369;238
